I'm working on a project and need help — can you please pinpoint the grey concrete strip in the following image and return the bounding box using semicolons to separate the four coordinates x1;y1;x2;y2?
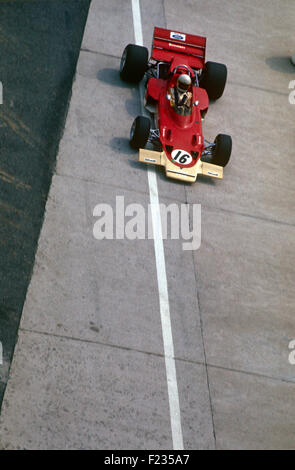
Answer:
82;0;135;57
162;234;205;363
0;329;172;450
175;359;215;450
227;79;291;98
208;366;295;450
192;206;295;381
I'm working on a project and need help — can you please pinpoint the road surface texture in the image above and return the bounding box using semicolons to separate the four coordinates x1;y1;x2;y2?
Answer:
0;0;91;405
0;0;295;450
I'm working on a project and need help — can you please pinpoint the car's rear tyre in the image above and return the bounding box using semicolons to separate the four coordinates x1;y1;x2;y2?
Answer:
130;116;150;149
211;134;232;167
200;61;227;100
120;44;149;83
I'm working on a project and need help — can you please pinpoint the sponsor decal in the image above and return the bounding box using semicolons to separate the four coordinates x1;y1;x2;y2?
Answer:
170;31;186;41
169;42;185;49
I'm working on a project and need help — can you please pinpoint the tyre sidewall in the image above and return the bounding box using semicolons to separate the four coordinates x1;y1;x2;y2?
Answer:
200;61;227;101
212;134;232;167
120;44;148;83
130;116;150;149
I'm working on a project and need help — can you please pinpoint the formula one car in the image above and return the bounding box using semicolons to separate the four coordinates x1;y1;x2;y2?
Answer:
119;27;232;183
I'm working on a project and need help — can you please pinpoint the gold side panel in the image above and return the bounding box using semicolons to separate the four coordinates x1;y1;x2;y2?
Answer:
139;148;164;166
201;161;223;179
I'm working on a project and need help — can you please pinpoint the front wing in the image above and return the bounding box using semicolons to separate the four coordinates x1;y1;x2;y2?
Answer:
139;149;223;183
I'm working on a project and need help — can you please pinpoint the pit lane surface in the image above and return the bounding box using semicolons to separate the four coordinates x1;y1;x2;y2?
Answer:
1;0;295;449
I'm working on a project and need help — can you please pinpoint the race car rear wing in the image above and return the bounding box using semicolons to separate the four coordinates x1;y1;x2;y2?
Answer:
151;27;206;70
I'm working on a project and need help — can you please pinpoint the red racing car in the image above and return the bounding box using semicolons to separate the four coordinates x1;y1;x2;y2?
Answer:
119;27;232;183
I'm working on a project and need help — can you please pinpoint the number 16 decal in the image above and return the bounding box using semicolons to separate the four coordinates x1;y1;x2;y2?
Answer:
171;149;192;166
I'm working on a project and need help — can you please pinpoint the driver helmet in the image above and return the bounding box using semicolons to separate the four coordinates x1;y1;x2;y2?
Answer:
177;74;191;93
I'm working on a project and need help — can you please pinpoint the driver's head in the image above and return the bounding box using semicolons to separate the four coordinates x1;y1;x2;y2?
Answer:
177;74;191;93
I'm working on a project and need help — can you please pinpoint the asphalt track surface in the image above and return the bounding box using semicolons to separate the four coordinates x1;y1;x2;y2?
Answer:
0;0;91;405
1;0;295;450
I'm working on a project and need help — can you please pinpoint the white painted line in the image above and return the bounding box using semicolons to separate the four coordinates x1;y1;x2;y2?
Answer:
131;0;184;450
131;0;143;46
